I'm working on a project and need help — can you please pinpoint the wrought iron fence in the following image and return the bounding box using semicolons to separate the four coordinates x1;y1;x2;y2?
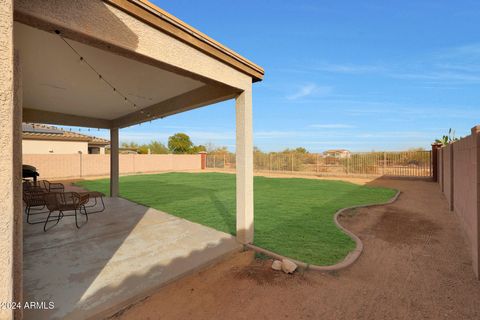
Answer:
206;150;432;177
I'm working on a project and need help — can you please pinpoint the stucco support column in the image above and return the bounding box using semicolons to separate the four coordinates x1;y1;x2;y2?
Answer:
235;87;254;244
110;128;119;197
0;0;23;316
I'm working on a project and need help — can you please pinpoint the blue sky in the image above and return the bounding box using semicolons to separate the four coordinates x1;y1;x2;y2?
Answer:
69;0;480;152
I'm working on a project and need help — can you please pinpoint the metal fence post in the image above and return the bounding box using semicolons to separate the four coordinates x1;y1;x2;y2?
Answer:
291;153;294;172
316;153;319;173
213;155;216;169
383;152;386;175
79;153;83;177
223;154;226;168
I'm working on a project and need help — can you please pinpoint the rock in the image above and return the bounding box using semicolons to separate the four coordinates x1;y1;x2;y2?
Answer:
271;260;282;271
281;259;297;274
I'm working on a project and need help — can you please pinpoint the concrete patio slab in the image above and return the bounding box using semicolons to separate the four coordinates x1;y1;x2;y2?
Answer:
23;197;241;320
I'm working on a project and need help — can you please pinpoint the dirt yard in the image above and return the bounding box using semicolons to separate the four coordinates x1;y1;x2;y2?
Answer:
111;178;480;320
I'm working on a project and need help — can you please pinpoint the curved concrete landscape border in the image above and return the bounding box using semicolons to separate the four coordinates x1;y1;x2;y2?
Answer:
246;190;401;272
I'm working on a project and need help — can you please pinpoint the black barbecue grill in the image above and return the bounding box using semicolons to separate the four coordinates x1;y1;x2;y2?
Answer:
22;165;39;182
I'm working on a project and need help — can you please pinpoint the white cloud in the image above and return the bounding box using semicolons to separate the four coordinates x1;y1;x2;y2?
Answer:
286;84;332;100
308;124;355;129
390;71;480;83
254;130;309;139
315;63;384;74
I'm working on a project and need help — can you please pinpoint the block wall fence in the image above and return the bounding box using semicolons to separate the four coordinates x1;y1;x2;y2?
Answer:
23;154;203;180
435;126;480;278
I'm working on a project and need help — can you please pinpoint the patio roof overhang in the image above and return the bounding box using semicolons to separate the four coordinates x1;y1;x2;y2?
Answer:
14;0;264;129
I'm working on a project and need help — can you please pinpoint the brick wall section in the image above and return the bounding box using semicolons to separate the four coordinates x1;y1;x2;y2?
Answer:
23;154;202;179
437;126;480;278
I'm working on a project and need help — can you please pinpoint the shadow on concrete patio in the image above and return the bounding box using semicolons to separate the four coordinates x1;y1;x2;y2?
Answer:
23;191;241;320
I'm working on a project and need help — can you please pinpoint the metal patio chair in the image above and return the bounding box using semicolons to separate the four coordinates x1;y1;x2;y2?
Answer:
40;180;65;193
43;192;90;232
23;180;65;193
81;191;106;214
23;188;49;224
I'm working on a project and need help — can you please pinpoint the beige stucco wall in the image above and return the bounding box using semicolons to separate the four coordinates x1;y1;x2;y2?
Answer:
22;139;88;154
0;0;23;317
23;154;202;179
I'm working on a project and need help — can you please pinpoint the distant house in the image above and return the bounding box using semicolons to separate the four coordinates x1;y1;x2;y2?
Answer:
22;123;109;154
323;149;351;159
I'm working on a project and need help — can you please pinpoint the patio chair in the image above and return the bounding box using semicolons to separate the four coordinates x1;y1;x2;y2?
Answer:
43;192;90;232
23;188;48;224
23;180;65;193
41;180;65;193
81;191;106;214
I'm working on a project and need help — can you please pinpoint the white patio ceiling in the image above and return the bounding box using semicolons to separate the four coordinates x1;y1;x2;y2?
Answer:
15;22;206;121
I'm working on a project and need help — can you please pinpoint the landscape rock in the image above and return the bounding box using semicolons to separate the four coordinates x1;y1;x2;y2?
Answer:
271;260;283;271
281;259;298;274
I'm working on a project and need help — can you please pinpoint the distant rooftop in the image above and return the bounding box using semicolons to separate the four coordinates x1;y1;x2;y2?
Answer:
22;123;109;145
324;149;350;153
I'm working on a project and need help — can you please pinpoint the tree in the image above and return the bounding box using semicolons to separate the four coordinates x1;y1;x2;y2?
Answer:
190;144;207;154
280;147;308;154
253;146;263;154
148;140;169;154
207;145;229;154
168;133;193;154
137;145;149;154
121;141;144;153
121;141;139;149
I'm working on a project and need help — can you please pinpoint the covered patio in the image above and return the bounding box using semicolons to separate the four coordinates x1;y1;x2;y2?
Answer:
0;0;263;319
23;195;240;319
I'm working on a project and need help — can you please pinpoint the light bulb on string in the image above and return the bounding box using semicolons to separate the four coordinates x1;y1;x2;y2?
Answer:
57;32;139;113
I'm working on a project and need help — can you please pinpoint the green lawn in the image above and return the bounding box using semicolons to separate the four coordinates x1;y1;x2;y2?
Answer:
77;172;396;265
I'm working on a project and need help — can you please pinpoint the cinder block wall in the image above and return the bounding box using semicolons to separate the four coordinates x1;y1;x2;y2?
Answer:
23;154;202;179
437;126;480;278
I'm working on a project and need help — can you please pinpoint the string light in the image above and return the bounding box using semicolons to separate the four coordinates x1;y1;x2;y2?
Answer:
55;30;144;116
